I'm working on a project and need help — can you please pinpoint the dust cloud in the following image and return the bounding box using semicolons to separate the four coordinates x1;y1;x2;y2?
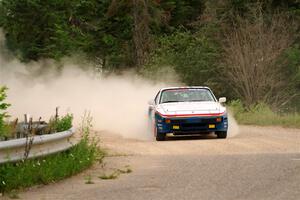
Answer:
0;30;239;140
0;32;176;140
0;64;172;140
227;112;240;138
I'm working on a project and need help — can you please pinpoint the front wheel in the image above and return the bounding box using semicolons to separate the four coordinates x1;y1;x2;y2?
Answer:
156;132;166;141
154;126;166;141
216;131;227;139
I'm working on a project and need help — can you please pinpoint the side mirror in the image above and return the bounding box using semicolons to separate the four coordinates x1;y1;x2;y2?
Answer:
148;100;155;106
219;97;226;103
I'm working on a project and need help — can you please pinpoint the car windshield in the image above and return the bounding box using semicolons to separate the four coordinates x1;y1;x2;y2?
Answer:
160;88;215;104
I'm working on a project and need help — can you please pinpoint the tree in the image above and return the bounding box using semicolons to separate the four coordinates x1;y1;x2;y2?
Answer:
221;5;299;109
0;0;133;68
132;0;151;67
158;0;205;27
145;27;221;92
0;0;76;61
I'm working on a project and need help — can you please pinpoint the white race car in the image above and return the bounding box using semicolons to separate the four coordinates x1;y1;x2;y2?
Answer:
148;86;228;141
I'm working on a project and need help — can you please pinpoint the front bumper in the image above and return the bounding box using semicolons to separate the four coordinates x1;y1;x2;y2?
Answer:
155;113;228;135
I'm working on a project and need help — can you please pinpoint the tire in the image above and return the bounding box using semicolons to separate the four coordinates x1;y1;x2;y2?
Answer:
216;131;227;139
154;126;166;141
156;132;166;141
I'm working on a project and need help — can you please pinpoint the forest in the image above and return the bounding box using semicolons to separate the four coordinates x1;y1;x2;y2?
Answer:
0;0;299;112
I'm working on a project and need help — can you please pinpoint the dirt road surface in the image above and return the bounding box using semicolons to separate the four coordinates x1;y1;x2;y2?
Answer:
6;125;300;200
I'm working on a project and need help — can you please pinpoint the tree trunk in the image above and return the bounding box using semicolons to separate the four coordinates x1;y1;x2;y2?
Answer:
132;0;151;67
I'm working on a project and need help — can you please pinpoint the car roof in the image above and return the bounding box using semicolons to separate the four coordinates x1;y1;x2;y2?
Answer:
159;86;211;92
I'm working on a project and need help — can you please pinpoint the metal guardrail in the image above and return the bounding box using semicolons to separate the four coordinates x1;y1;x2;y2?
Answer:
0;128;77;164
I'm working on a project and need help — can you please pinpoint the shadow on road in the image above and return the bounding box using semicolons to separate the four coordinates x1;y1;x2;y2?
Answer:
166;133;218;141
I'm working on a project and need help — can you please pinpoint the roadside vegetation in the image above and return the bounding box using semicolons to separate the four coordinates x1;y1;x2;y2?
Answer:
0;86;75;141
0;113;104;194
48;113;73;133
230;101;300;128
99;165;132;180
0;138;102;193
0;86;10;139
0;87;104;193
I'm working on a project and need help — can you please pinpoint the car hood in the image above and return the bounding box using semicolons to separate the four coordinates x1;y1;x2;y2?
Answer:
156;101;226;116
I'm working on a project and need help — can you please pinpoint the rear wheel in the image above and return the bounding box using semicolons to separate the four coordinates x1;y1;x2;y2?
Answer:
216;131;227;139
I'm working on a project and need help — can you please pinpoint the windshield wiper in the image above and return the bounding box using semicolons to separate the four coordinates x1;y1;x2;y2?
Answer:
161;100;181;104
189;100;207;102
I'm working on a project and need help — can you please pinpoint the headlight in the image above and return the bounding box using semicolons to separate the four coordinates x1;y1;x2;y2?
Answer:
155;112;170;124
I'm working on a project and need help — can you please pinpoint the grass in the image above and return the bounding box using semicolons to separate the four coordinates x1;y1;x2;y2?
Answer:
229;100;300;128
51;113;73;133
0;86;11;140
85;175;95;184
0;138;104;193
98;172;119;180
99;166;132;180
117;168;132;174
1;112;74;141
7;190;19;199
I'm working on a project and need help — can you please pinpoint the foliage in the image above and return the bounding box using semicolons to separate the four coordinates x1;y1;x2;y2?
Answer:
0;139;102;193
278;45;300;111
98;172;119;180
0;0;75;61
145;26;221;92
229;100;300;128
0;86;10;139
157;0;205;28
98;166;132;180
221;6;299;108
285;45;300;88
0;0;133;67
52;114;73;133
85;175;94;184
211;0;300;19
0;113;104;193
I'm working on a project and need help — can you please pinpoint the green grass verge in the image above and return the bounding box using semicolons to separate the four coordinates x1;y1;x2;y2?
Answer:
0;138;104;193
229;100;300;128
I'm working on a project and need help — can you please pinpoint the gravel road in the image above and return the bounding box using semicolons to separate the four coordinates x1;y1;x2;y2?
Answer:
7;125;300;200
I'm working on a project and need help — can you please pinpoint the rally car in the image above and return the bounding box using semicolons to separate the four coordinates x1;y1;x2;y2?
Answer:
148;86;228;141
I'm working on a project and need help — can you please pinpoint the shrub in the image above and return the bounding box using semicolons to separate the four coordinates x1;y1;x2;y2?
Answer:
54;114;73;132
222;5;298;108
144;28;221;88
229;100;300;128
48;113;73;133
0;86;11;139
